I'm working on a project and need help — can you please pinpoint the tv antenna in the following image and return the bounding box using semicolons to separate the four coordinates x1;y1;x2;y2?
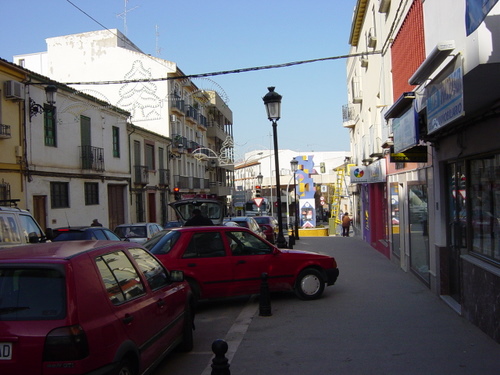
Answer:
117;0;139;36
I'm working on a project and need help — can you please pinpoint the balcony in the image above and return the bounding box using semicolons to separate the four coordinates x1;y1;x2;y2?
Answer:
207;122;230;141
134;165;149;185
342;104;358;128
170;95;185;115
158;168;170;186
80;145;104;171
185;105;198;123
210;181;232;197
0;124;12;139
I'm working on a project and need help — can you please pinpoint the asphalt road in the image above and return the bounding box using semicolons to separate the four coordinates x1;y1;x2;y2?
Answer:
154;236;500;375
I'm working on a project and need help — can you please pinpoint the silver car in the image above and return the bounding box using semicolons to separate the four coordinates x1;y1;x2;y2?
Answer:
114;222;163;244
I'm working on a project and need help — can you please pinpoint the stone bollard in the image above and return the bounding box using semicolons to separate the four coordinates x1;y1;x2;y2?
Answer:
259;272;272;316
211;339;230;375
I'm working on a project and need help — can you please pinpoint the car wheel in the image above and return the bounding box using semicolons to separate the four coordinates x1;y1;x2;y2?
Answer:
178;299;194;352
117;358;137;375
295;268;325;300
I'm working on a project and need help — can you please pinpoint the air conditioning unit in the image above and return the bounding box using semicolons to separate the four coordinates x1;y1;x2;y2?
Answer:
170;115;177;122
4;81;24;101
379;0;391;13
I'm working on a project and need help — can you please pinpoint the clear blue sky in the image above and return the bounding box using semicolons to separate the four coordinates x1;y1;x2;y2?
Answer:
0;0;356;157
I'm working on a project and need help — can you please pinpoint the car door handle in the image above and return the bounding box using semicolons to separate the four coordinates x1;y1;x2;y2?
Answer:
187;263;197;267
236;260;246;264
122;314;134;324
157;298;166;308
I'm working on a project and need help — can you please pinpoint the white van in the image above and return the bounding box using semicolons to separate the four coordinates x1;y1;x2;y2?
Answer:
0;204;48;249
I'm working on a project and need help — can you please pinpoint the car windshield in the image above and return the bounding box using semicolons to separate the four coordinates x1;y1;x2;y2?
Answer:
0;267;66;321
143;230;181;255
115;226;147;238
253;217;269;225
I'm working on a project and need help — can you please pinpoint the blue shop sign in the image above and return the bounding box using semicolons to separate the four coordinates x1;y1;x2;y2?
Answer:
427;66;464;134
393;106;418;153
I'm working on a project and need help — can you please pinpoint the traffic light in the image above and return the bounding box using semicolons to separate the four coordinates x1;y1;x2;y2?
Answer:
255;185;261;197
173;187;181;201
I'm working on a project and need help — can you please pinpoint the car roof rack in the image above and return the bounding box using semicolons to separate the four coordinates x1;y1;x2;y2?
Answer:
0;199;20;207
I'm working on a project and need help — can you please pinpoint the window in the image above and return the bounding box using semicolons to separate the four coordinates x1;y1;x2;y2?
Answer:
470;155;500;263
0;267;66;320
112;126;120;157
145;143;154;171
50;182;69;208
129;248;169;290
84;182;99;205
96;251;145;305
44;106;57;147
226;231;272;256
183;232;225;258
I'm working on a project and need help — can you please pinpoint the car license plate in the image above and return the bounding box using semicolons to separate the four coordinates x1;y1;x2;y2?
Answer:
0;343;12;360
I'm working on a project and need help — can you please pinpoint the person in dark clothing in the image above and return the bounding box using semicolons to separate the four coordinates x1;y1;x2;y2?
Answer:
184;209;214;226
341;212;351;237
91;219;103;227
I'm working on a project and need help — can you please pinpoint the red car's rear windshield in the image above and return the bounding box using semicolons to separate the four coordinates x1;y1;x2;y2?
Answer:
0;267;66;321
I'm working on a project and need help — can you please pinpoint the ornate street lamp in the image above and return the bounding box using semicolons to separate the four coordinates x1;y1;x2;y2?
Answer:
29;84;58;119
263;87;287;248
290;158;300;240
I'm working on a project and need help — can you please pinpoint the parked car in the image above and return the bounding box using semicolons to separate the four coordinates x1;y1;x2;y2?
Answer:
164;221;182;229
253;216;279;244
47;226;122;242
114;222;163;244
228;216;266;239
0;240;194;375
143;226;339;302
0;202;48;249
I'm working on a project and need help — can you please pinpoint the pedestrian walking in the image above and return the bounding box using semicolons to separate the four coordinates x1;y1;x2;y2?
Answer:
341;212;351;237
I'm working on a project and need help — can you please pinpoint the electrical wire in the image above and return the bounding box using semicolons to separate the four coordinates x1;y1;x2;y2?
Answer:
63;50;382;85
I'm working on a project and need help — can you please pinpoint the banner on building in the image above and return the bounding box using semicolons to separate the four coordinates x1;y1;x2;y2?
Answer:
466;0;499;35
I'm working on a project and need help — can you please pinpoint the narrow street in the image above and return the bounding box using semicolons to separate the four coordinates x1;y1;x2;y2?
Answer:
154;236;500;375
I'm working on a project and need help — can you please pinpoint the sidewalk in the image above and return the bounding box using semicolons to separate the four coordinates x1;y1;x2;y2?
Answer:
229;236;500;375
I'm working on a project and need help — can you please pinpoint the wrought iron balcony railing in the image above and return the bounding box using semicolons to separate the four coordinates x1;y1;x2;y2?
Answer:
80;145;104;171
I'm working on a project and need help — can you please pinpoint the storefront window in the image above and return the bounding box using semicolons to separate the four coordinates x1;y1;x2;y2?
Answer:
390;183;401;258
409;184;430;284
470;155;500;262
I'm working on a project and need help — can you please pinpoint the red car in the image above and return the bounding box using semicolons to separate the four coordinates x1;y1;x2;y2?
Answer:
143;226;339;302
0;241;194;375
253;215;279;243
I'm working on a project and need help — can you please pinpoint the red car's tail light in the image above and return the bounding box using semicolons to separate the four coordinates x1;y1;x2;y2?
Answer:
43;325;89;361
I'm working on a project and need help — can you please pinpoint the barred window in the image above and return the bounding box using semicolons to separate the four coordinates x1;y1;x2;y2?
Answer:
85;182;99;205
50;182;69;208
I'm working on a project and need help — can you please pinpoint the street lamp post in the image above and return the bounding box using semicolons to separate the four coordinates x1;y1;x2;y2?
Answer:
263;87;287;248
290;158;300;240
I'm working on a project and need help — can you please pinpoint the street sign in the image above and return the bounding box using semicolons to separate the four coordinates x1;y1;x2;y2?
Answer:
254;197;264;207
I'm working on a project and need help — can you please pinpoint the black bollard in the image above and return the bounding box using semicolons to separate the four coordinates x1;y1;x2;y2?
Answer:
288;233;295;248
259;272;272;316
211;339;230;375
